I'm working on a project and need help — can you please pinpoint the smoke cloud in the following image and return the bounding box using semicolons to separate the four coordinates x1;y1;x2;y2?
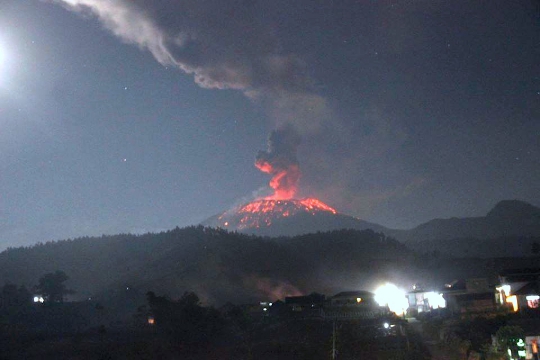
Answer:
243;274;302;301
255;125;301;200
50;0;321;105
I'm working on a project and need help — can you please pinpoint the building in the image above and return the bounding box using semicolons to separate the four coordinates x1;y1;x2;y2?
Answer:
443;278;497;316
496;268;540;313
324;291;389;320
406;289;446;315
285;293;325;312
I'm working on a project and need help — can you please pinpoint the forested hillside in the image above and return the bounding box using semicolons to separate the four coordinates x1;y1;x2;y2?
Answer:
0;227;415;304
2;226;536;307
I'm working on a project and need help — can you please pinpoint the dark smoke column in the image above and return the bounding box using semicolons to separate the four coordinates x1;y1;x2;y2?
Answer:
255;125;301;200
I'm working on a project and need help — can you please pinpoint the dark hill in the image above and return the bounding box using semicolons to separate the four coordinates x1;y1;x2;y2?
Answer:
397;200;540;244
3;225;538;314
0;226;415;305
487;200;540;220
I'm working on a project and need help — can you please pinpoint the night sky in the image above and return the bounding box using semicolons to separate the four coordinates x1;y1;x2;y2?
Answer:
0;0;539;249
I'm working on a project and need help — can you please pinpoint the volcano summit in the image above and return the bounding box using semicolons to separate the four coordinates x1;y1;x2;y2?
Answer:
202;198;389;237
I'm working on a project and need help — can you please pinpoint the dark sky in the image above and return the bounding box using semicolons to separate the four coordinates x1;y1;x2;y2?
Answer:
0;0;539;249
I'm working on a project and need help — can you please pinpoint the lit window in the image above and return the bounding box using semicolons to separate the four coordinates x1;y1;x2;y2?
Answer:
526;295;539;309
356;297;362;303
506;295;519;312
147;316;155;325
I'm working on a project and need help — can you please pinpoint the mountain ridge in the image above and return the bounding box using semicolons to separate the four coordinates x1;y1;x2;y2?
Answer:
397;199;540;244
202;199;540;245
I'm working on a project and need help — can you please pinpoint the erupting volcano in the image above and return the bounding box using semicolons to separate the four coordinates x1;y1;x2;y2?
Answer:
202;125;389;237
217;198;337;230
202;196;388;237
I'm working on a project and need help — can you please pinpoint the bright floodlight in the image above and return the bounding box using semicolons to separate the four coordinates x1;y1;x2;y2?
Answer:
374;283;408;315
425;292;446;309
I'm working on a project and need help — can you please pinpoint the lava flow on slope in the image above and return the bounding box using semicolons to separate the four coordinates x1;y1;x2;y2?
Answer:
217;198;337;230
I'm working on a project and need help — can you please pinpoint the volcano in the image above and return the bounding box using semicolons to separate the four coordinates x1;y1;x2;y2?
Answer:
203;128;390;236
201;198;390;237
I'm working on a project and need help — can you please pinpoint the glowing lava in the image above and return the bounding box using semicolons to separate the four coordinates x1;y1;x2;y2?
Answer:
255;126;301;200
213;126;339;232
218;198;337;230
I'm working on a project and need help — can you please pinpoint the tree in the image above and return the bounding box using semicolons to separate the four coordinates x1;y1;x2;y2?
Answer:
1;283;31;309
532;241;540;255
146;291;224;345
36;270;74;303
496;325;525;358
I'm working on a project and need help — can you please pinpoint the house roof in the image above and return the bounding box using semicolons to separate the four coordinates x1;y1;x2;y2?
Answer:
444;292;494;301
285;293;325;305
332;291;375;299
513;281;540;296
500;268;540;282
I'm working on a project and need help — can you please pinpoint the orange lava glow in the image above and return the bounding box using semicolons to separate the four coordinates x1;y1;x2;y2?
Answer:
218;198;337;230
255;160;300;200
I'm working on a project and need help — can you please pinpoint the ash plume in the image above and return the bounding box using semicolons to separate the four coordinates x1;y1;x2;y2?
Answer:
255;125;301;200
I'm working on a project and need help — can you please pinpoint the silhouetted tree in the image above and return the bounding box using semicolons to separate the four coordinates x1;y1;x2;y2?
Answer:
1;283;31;309
36;270;74;303
496;325;525;357
532;241;540;255
146;291;224;345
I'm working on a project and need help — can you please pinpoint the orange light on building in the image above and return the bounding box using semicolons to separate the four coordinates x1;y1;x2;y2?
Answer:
505;295;519;312
147;316;155;325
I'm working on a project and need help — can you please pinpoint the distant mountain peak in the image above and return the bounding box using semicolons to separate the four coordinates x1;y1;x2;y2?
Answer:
487;200;540;219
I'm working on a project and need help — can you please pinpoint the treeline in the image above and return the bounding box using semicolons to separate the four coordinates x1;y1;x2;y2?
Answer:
3;225;522;307
0;226;423;305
